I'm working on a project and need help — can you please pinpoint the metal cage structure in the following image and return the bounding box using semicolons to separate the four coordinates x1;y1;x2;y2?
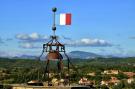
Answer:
37;7;76;86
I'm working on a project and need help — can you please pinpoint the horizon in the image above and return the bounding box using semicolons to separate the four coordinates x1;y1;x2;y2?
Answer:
0;0;135;57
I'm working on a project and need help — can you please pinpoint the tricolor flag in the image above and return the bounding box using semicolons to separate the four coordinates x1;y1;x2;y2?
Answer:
59;13;72;25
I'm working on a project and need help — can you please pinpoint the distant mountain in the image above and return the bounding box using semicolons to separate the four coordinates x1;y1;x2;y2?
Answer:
13;51;101;60
0;50;123;60
68;51;101;59
13;55;37;59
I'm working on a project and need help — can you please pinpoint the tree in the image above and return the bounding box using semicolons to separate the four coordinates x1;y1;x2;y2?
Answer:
112;80;125;89
115;72;128;80
102;75;111;81
100;85;109;89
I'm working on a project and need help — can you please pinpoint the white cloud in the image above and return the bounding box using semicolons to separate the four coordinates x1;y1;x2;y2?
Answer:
20;43;33;48
15;33;50;49
15;33;112;49
65;38;112;47
19;42;40;49
29;33;40;39
16;32;50;42
16;34;29;40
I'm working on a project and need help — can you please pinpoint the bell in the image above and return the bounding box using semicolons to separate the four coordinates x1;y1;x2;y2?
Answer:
47;51;63;60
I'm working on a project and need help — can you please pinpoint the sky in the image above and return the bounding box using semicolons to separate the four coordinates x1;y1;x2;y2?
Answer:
0;0;135;57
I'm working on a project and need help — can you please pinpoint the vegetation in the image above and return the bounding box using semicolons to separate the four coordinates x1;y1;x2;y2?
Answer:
0;57;135;89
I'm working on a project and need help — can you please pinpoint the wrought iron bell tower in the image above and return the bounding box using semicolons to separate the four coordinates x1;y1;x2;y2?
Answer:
39;7;72;86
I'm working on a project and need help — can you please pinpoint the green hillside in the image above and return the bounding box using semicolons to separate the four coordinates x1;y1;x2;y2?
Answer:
0;57;135;88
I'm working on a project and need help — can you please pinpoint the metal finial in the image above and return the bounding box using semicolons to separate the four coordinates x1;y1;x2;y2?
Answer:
52;7;57;12
52;26;56;31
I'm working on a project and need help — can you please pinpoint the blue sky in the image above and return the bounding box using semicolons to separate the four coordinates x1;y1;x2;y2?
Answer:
0;0;135;57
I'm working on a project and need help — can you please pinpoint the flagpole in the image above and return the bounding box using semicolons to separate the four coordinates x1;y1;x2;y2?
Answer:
52;7;57;36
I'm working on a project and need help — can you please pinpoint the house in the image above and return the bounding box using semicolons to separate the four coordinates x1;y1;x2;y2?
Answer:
123;72;135;78
103;70;119;75
110;77;120;85
87;72;95;76
101;80;109;85
127;78;134;84
49;73;55;78
79;77;89;85
78;77;94;85
101;77;120;86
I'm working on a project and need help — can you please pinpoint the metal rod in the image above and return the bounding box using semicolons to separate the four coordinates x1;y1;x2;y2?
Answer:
47;60;50;86
64;52;70;86
44;60;50;85
53;11;56;36
53;11;55;27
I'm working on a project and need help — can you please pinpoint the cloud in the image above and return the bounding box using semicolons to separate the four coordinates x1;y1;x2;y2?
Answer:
15;33;112;49
15;33;50;49
19;42;41;49
15;33;50;43
65;38;112;47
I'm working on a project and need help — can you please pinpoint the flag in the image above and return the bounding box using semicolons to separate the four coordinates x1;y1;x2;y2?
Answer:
59;13;72;25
